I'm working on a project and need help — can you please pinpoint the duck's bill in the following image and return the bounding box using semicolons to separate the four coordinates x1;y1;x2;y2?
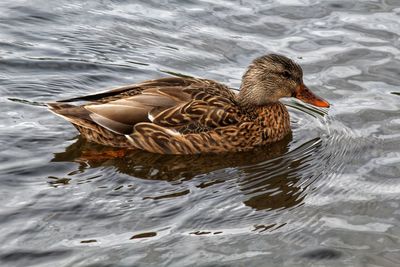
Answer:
295;84;330;108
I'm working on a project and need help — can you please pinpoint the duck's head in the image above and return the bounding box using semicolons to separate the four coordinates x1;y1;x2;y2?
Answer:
238;54;329;108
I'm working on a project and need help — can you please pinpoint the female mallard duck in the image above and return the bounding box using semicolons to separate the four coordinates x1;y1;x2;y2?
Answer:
48;54;329;154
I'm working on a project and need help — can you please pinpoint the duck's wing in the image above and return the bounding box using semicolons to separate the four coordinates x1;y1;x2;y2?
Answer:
126;94;246;154
48;77;241;138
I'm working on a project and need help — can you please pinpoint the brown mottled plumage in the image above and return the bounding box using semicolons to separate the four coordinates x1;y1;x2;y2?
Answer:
48;54;329;154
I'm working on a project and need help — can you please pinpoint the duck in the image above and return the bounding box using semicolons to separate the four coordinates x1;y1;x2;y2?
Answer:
48;54;329;154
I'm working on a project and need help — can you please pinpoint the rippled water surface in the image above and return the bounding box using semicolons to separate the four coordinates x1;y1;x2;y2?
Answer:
1;0;400;266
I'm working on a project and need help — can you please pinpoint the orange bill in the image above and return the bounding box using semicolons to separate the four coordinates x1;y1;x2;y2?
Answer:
295;84;330;108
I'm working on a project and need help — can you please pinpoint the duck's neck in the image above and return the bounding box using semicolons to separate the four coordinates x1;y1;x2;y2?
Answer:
238;86;269;108
237;92;277;117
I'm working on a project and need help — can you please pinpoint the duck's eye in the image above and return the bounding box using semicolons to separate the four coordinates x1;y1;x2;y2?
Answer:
282;70;291;79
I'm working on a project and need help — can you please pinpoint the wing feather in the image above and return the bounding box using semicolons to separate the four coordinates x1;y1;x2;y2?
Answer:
150;98;240;130
89;113;133;134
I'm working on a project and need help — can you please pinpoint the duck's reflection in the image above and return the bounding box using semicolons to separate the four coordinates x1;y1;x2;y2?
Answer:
52;134;320;211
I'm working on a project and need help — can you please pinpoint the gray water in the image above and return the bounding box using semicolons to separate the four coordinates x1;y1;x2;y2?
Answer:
1;1;400;266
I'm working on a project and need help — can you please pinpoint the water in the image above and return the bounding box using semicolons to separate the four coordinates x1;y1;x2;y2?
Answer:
1;0;400;266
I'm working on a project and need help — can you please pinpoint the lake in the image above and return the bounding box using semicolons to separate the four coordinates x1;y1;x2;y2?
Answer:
1;0;400;266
